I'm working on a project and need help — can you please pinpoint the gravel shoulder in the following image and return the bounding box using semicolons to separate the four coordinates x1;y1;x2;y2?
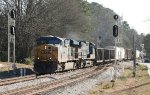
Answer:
44;62;125;95
0;64;5;68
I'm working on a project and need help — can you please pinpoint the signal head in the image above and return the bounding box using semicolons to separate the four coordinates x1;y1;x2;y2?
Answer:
113;15;118;20
10;9;16;19
113;25;118;37
10;26;15;35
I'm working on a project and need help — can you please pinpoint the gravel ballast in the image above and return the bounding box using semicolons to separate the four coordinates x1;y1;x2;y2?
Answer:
0;68;94;93
0;61;130;94
42;63;126;95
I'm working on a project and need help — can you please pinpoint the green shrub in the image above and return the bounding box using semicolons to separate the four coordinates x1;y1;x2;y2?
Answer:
24;58;33;65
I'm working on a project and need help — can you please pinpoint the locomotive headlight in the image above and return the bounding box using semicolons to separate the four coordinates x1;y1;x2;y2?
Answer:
49;57;51;59
38;57;39;59
45;45;47;49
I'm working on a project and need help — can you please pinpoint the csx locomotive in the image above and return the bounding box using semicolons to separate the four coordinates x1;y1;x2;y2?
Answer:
32;35;140;75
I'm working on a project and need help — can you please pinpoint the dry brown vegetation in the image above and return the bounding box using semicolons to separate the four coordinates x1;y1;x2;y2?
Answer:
87;64;150;95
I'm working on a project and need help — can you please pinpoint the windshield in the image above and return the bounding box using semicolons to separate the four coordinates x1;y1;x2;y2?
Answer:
36;37;62;45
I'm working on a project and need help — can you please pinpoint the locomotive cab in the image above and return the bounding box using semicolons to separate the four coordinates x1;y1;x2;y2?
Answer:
33;36;62;75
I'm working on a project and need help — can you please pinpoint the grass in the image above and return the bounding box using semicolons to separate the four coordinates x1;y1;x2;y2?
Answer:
87;64;150;95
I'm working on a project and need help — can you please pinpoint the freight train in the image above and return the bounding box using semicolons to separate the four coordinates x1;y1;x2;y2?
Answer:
32;35;141;75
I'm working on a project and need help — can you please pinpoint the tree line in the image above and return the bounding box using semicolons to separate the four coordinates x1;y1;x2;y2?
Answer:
0;0;149;62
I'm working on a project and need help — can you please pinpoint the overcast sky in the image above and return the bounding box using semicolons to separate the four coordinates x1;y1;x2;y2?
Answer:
87;0;150;34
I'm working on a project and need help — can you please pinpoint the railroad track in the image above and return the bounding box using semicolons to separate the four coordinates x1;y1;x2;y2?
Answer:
109;81;150;95
1;64;111;95
0;67;93;86
0;74;48;86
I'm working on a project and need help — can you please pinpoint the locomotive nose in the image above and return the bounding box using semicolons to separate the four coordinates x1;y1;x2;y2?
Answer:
33;44;58;61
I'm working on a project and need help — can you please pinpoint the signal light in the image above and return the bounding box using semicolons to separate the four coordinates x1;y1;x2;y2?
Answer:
10;9;16;19
113;25;118;37
113;15;118;20
10;26;15;35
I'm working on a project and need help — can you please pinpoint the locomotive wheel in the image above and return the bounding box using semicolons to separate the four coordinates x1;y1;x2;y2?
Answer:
76;60;81;69
91;61;94;66
62;63;65;71
83;60;86;68
73;62;77;69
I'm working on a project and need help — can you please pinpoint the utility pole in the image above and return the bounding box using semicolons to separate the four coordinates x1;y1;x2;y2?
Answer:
133;34;136;77
8;10;10;72
8;9;16;74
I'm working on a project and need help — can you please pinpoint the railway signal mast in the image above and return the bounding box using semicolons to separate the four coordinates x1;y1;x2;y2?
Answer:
133;32;136;77
140;44;145;62
112;14;119;82
8;9;16;73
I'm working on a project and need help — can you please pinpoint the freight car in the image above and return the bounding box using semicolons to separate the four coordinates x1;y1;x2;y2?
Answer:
106;46;125;61
136;50;141;59
125;49;132;60
96;48;115;63
32;35;141;75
